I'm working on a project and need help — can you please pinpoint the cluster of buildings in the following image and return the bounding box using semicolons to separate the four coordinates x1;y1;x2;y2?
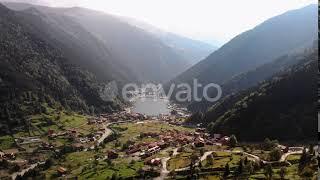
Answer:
99;111;148;123
0;148;19;160
124;129;231;160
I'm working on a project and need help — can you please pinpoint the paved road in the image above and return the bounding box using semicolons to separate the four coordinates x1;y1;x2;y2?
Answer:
155;148;180;180
87;123;113;150
279;151;302;162
155;157;171;180
174;149;303;172
172;148;179;156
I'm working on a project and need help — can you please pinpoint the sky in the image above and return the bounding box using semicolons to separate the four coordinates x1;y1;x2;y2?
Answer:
3;0;317;46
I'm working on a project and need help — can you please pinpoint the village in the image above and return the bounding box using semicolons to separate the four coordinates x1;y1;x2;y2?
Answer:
0;104;317;179
0;105;193;179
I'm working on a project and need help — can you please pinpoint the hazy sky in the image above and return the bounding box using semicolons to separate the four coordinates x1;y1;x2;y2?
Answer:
4;0;317;45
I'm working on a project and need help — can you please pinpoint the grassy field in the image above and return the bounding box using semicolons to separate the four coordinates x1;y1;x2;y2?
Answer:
44;150;144;179
10;109;91;139
167;152;193;171
45;151;95;179
0;135;15;150
110;121;194;144
202;152;241;169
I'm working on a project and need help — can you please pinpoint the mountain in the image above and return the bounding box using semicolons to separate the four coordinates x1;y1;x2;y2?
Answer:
188;43;316;112
0;4;122;134
170;5;317;90
123;17;217;65
17;7;135;84
4;2;210;82
195;48;317;141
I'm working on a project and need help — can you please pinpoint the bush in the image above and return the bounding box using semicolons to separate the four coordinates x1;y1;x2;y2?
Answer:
229;135;238;147
269;148;283;161
262;138;278;150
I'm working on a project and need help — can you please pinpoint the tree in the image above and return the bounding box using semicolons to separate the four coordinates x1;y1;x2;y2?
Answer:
237;159;243;175
207;154;214;166
186;112;203;124
105;159;112;166
5;104;11;120
246;161;254;175
299;147;308;171
308;144;314;155
200;148;205;156
223;163;230;178
269;148;283;161
229;135;238;147
89;105;95;115
111;172;119;180
264;164;273;180
114;140;121;147
279;167;286;179
194;167;201;177
44;158;54;169
263;138;278;150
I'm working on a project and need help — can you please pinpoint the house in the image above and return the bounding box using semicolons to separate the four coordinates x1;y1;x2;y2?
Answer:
87;119;96;125
128;147;140;154
148;142;158;149
107;150;119;159
57;166;67;176
194;140;205;147
72;143;84;151
146;158;161;166
278;144;288;153
196;128;206;133
147;146;161;155
158;142;169;149
40;142;54;150
219;136;230;145
213;134;222;140
48;129;55;136
3;149;19;159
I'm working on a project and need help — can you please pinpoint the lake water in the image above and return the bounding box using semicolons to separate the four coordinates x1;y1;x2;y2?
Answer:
132;97;170;116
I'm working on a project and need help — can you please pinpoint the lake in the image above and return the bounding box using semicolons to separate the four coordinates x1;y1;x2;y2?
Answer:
132;97;170;116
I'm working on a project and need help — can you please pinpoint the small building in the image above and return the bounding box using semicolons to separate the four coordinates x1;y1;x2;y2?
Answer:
213;134;222;140
48;129;55;136
87;119;96;125
146;158;162;166
72;143;84;151
57;166;67;176
219;136;230;145
3;149;19;159
107;150;119;159
40;142;54;150
0;151;4;159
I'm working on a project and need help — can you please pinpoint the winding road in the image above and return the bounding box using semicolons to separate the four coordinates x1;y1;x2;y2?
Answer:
166;149;303;173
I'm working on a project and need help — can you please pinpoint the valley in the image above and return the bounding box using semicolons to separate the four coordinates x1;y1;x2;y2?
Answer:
0;1;318;180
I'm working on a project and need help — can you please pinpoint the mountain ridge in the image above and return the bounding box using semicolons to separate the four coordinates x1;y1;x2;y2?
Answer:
170;4;317;86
